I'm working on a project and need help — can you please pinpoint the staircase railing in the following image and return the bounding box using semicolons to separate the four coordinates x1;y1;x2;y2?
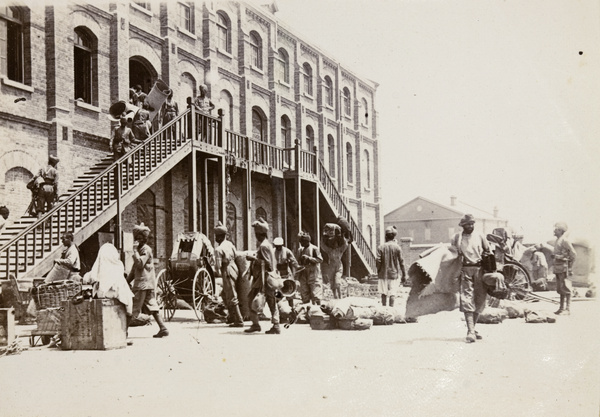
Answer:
316;159;376;272
0;108;198;279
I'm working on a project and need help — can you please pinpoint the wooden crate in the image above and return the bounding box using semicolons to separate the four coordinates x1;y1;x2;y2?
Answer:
0;308;16;346
61;299;127;350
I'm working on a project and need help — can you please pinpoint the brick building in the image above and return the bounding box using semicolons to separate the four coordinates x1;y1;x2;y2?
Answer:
384;196;508;245
0;1;381;280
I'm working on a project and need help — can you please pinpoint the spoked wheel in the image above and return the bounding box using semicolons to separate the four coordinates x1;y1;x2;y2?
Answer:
502;261;532;300
192;267;214;321
156;269;177;321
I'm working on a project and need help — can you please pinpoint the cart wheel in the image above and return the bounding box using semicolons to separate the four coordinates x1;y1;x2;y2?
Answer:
503;261;532;300
156;269;177;321
192;267;213;321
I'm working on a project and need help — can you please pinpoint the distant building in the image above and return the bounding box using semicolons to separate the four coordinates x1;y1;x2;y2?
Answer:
384;196;508;245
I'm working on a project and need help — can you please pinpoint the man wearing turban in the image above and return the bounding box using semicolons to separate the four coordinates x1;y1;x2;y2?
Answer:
128;223;169;338
296;231;323;305
451;214;490;343
244;218;279;334
547;222;577;315
214;222;244;327
376;226;406;307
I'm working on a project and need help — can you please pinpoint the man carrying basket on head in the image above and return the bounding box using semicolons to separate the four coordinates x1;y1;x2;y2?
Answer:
244;218;280;334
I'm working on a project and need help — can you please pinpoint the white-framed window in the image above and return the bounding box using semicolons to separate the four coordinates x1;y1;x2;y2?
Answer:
305;125;314;151
0;6;26;83
216;11;231;53
134;2;151;10
343;87;351;116
74;27;97;105
327;134;335;176
363;149;370;189
324;76;333;107
249;31;262;69
277;48;290;84
179;2;193;33
303;63;313;96
346;142;353;184
361;98;368;125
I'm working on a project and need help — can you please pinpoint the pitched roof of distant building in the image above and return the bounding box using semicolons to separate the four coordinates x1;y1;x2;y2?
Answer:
385;196;506;222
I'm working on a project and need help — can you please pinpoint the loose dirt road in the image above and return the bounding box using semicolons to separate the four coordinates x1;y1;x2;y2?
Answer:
1;295;598;417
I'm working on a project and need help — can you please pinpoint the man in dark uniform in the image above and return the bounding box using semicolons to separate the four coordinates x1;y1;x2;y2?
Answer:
36;155;59;216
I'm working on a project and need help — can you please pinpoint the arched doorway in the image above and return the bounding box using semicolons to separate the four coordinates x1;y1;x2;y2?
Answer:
129;57;157;97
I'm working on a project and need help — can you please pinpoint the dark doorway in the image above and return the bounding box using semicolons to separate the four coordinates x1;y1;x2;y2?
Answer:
129;58;156;95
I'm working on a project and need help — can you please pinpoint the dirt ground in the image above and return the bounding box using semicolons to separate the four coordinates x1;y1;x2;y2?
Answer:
0;293;598;417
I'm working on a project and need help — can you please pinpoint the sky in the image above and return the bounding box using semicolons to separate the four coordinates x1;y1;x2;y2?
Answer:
254;0;600;244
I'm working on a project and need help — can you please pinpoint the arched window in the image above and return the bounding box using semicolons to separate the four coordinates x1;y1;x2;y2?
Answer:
324;76;333;107
346;142;353;184
256;207;267;222
74;27;97;105
343;87;351;117
252;107;267;142
181;72;196;104
363;149;371;189
4;166;32;216
0;6;26;83
303;63;313;96
281;115;291;148
216;11;231;53
361;98;369;125
249;31;262;69
219;89;233;130
305;125;315;151
277;48;290;84
327;134;335;176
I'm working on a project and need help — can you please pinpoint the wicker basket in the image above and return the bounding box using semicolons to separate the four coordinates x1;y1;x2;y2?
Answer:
32;281;81;309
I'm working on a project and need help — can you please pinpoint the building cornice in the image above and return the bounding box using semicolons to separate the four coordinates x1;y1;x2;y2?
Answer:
245;7;271;31
74;4;113;22
305;108;320;121
300;43;319;60
276;28;296;46
129;23;163;47
280;96;296;110
251;82;272;101
218;67;242;83
178;47;208;67
0;111;50;131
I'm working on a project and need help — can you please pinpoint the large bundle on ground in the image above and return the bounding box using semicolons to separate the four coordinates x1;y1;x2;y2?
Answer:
405;245;461;318
524;309;556;323
477;307;507;324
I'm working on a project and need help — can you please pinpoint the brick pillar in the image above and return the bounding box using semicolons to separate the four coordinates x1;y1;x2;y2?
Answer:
45;4;73;162
109;3;130;104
